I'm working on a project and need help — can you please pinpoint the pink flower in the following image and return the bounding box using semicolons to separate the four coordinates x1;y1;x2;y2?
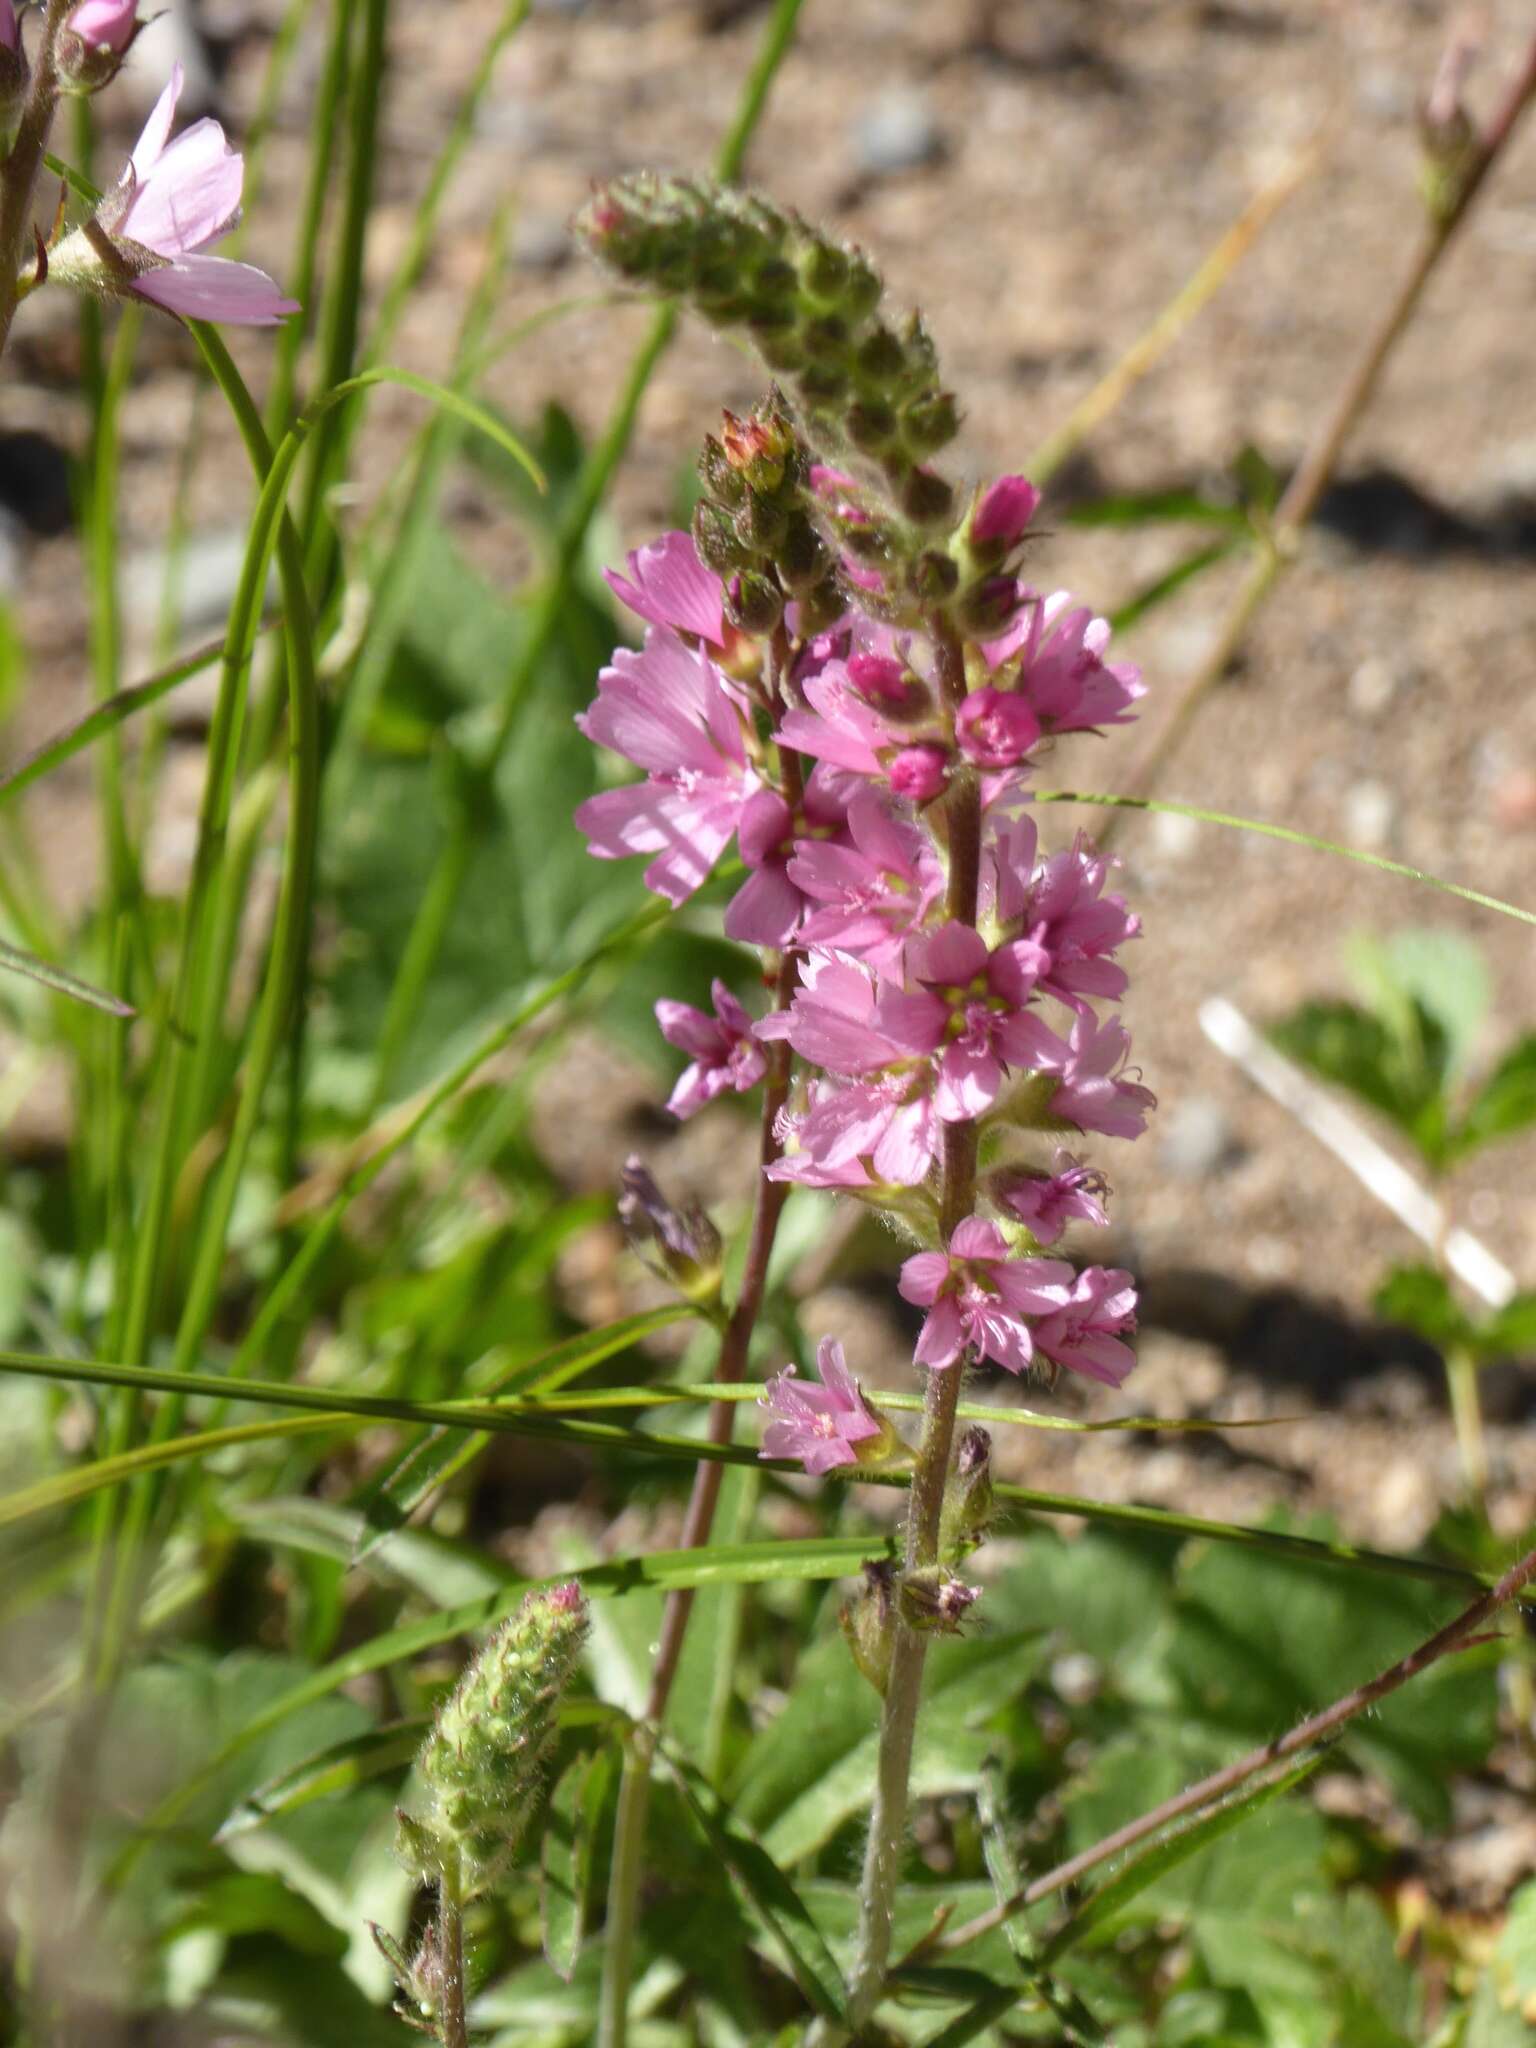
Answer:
988;817;1139;1008
982;589;1144;733
971;475;1042;552
993;1153;1110;1245
71;66;299;326
955;687;1042;771
757;954;907;1075
766;1068;940;1188
68;0;136;51
790;790;944;980
899;1218;1073;1373
875;923;1064;1122
725;772;849;948
655;979;766;1119
1032;1267;1138;1386
779;663;896;779
889;745;949;802
605;531;725;647
1046;1013;1156;1139
575;628;755;904
0;1;19;51
760;1337;889;1475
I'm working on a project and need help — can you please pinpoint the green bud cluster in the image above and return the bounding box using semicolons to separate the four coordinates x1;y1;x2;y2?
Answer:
396;1583;589;1899
692;392;840;636
577;174;958;480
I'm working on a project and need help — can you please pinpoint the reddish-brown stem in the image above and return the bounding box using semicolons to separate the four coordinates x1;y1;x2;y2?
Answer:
0;1;77;363
920;1538;1536;1964
1113;28;1536;820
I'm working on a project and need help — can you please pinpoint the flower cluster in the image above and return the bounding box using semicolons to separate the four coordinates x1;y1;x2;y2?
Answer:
576;466;1151;1436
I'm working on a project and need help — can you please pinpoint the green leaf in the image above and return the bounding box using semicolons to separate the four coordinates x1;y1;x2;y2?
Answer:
541;1745;613;1982
0;935;134;1018
1267;997;1449;1162
216;1722;427;1841
0;632;249;811
1110;536;1239;635
1347;928;1490;1084
1454;1034;1536;1160
1041;1755;1324;1964
1373;1264;1474;1352
1478;1291;1536;1359
664;1748;847;2021
754;1633;1043;1866
1064;488;1251;532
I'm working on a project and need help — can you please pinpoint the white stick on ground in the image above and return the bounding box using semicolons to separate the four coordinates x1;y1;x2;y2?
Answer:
1198;995;1515;1310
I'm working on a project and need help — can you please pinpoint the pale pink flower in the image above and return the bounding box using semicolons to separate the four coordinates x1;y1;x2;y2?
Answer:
655;979;766;1119
68;0;136;50
1046;1013;1156;1139
778;663;897;779
790;790;944;980
760;1337;888;1475
605;531;725;647
575;628;755;904
1031;1267;1138;1386
875;923;1064;1122
899;1218;1073;1374
993;1153;1110;1245
982;589;1144;733
77;66;299;325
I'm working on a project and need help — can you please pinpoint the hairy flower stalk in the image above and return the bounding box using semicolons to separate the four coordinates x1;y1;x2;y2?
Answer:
575;177;1153;2040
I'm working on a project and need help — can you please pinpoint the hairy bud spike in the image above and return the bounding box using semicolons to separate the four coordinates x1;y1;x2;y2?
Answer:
396;1584;589;1900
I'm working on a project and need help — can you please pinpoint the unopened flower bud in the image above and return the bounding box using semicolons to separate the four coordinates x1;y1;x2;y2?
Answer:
968;475;1041;560
853;324;906;390
795;574;846;636
899;465;956;527
737;492;789;554
775;512;832;592
372;1919;444;2034
901;390;961;458
400;1583;589;1899
698;433;747;508
692;497;750;575
842;253;882;320
846;399;898;454
1419;28;1480;223
840;1559;896;1695
798;240;850;303
618;1156;724;1307
888;743;949;802
725;569;785;636
721;404;796;493
58;0;140;91
899;1566;981;1634
940;1426;994;1556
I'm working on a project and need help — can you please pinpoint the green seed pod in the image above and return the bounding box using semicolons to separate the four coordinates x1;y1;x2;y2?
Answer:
901;391;961;458
797;574;848;635
939;1427;994;1557
846;399;898;455
775;513;832;592
799;240;850;304
699;434;747;508
900;466;957;527
725;570;785;637
853;324;906;391
693;499;750;575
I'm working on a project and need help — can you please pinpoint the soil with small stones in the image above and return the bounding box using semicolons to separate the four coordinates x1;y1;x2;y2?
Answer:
3;0;1536;1887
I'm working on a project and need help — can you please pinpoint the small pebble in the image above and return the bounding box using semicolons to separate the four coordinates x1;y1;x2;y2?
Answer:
1342;779;1395;849
1347;657;1397;718
851;89;944;178
1159;1094;1239;1179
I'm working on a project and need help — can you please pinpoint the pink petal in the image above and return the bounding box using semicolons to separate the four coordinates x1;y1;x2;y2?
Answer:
898;1251;952;1307
131;256;299;326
